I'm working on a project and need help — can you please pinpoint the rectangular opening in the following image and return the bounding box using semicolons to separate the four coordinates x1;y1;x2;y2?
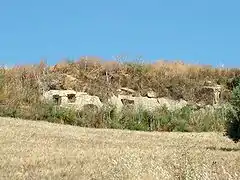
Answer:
67;94;76;103
53;95;61;105
121;99;134;105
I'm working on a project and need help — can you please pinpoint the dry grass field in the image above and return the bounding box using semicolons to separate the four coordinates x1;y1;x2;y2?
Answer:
0;117;239;180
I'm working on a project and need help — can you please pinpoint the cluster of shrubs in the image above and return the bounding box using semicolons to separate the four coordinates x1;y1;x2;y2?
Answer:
0;101;228;133
225;77;240;143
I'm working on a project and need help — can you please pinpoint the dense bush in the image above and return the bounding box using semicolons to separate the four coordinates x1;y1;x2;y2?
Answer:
225;83;240;143
227;76;240;90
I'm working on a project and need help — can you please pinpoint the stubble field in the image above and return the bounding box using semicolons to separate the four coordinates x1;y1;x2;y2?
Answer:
0;117;239;180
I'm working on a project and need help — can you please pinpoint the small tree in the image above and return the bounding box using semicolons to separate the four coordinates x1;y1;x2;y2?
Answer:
225;81;240;143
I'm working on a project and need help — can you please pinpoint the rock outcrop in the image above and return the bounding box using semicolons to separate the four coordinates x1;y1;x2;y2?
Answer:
42;84;222;113
147;89;157;98
43;90;103;111
108;87;188;112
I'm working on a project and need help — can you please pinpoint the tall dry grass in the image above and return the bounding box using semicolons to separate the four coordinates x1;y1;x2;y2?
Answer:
4;58;238;103
47;58;240;102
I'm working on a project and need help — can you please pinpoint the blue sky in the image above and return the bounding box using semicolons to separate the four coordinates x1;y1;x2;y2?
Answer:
0;0;240;67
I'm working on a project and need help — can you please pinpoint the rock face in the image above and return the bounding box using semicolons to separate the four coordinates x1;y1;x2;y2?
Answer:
201;85;222;105
42;84;221;113
125;96;187;112
107;88;188;113
42;90;103;111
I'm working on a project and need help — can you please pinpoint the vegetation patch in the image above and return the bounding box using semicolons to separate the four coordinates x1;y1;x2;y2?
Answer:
0;59;239;133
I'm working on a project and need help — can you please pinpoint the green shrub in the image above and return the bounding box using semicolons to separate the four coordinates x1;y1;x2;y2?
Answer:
104;106;124;129
225;84;240;143
129;109;152;131
0;105;20;118
108;107;150;131
75;108;106;128
227;76;240;90
0;99;228;133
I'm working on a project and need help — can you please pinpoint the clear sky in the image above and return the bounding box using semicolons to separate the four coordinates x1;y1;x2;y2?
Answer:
0;0;240;67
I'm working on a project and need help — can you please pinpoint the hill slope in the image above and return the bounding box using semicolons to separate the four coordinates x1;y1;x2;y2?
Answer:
0;117;239;179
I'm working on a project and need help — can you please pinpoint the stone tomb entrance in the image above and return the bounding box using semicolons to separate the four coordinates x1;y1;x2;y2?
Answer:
42;90;103;111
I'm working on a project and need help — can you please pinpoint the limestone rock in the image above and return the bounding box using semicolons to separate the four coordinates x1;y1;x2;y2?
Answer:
147;90;157;98
42;90;103;111
117;87;136;95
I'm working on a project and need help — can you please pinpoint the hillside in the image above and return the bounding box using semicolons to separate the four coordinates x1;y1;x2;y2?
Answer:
0;58;240;132
0;117;239;179
1;58;240;104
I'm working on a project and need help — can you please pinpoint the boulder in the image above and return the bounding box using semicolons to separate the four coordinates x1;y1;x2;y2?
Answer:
147;90;157;98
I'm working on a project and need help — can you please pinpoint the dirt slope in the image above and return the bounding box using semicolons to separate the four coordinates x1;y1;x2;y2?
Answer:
0;117;239;180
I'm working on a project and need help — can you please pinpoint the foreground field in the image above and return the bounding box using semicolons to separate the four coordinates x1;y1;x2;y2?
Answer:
0;117;239;180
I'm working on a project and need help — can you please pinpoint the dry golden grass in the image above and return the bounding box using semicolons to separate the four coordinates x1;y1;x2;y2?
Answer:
0;117;239;180
1;59;240;105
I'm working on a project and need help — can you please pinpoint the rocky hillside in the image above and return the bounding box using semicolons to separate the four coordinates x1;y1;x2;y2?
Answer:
1;57;239;106
1;58;239;132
